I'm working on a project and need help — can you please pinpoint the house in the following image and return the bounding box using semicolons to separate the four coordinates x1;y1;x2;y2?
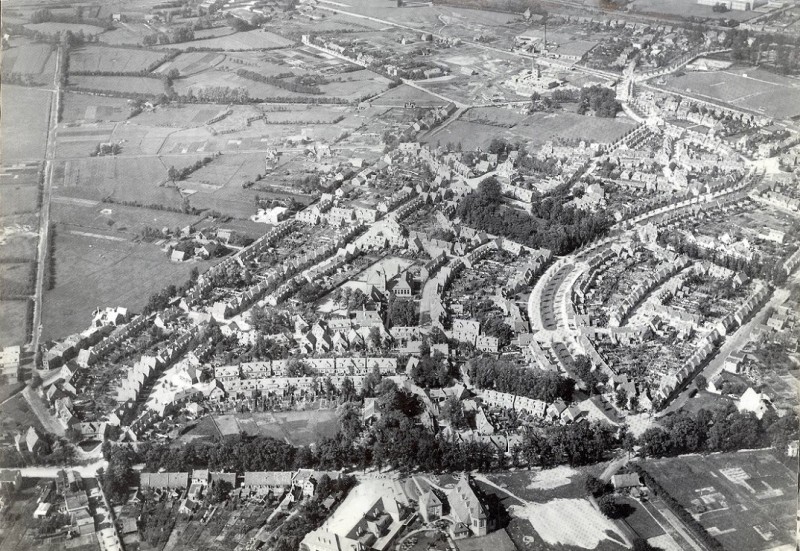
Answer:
737;387;773;419
611;473;641;490
419;490;442;522
451;319;480;346
15;427;44;454
139;472;189;491
447;474;491;538
293;469;342;499
242;471;293;495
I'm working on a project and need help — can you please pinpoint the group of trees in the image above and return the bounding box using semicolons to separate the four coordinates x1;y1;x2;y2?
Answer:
639;405;798;458
577;85;620;118
329;287;369;310
388;298;417;327
142;26;195;46
522;421;616;468
167;156;215;183
466;355;575;403
456;177;612;256
410;352;455;388
250;306;292;335
236;69;324;95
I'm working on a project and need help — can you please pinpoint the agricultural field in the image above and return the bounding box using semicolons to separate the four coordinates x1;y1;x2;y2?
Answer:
0;262;36;298
0;299;30;348
24;21;105;36
130;103;232;128
55;156;178;206
180;152;266;219
162;30;294;51
153;51;226;76
68;74;167;95
0;186;39;216
628;0;761;21
68;44;166;73
60;92;133;123
188;409;339;447
0;218;39;262
100;22;158;46
0;42;54;77
42;228;211;340
642;449;797;551
1;85;52;163
661;67;800;120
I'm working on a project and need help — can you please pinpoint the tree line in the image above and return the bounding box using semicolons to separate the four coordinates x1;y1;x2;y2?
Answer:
466;355;575;403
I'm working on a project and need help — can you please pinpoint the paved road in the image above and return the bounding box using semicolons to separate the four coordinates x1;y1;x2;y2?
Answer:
18;459;107;479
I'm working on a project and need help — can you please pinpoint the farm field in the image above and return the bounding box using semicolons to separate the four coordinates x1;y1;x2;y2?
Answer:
69;74;166;95
193;409;339;446
628;0;760;21
180;152;265;218
662;67;800;120
0;186;38;216
0;262;36;298
642;449;797;551
68;45;166;73
56;156;180;206
0;218;39;262
1;85;52;163
42;229;211;340
153;51;226;76
0;299;30;348
25;21;105;35
0;42;54;76
60;92;133;123
100;23;157;46
130;103;230;128
162;30;294;51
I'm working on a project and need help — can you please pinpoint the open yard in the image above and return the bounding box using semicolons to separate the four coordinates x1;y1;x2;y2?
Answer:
42;228;210;340
60;92;133;123
642;449;797;551
662;67;800;120
1;85;52;163
68;45;166;73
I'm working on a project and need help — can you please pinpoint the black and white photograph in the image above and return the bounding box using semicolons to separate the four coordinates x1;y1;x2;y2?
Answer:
0;0;798;549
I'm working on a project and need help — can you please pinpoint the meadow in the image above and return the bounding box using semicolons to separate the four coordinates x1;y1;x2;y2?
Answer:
68;45;166;73
60;92;132;123
1;85;52;163
69;74;166;95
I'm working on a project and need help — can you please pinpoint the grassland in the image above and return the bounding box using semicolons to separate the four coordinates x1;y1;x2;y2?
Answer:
642;449;797;551
162;30;293;51
0;187;39;216
186;409;339;447
1;85;52;162
68;45;166;73
61;93;132;123
371;84;450;107
42;229;210;340
662;67;800;120
25;21;105;35
153;51;226;77
0;300;30;348
69;75;166;95
0;218;39;262
0;43;54;75
57;156;180;206
130;103;228;128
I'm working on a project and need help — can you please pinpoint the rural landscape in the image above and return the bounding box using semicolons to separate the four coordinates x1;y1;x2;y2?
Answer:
0;0;799;550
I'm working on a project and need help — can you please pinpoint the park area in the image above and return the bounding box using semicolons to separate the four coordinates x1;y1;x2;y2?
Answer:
641;449;797;551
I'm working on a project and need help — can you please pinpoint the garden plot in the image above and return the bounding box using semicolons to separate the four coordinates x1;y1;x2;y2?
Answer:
61;93;132;123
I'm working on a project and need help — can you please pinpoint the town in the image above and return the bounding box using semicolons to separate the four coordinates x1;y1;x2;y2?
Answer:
0;0;798;550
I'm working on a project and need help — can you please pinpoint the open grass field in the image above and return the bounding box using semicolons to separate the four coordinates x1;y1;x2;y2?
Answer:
1;85;52;163
180;152;264;218
0;217;39;262
513;111;637;145
100;22;158;46
162;30;294;51
0;262;36;298
69;75;166;95
197;409;339;446
25;21;105;35
628;0;760;21
0;187;39;216
68;45;166;73
56;156;179;206
61;92;132;123
642;449;797;551
42;228;210;340
131;103;228;128
0;43;54;75
153;51;226;76
662;67;800;120
371;84;449;107
0;300;30;348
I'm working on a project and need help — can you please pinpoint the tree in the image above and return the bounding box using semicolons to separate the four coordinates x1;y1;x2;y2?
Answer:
615;388;628;409
694;374;707;391
103;447;135;504
585;475;609;498
208;479;232;503
389;299;417;327
597;494;622;518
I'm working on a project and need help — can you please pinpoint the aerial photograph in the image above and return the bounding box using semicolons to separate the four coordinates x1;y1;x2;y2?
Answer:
0;0;798;549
